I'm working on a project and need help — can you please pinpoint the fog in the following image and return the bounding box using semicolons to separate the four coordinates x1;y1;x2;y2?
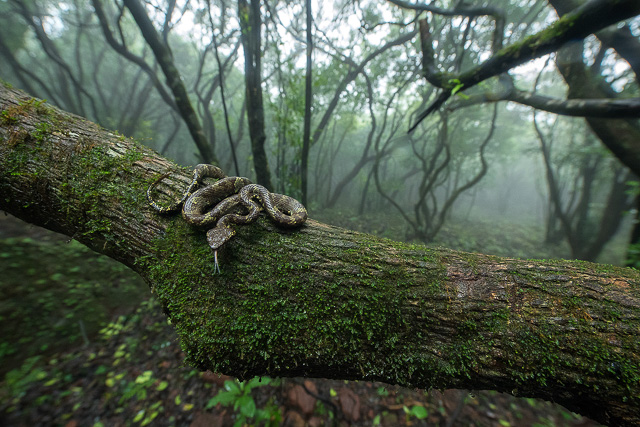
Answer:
0;0;637;265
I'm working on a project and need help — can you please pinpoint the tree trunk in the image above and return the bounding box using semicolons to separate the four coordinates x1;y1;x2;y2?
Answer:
300;0;313;206
1;84;639;426
123;0;218;165
238;0;273;189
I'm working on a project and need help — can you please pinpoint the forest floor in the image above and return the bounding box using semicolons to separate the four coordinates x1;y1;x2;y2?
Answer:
0;213;610;426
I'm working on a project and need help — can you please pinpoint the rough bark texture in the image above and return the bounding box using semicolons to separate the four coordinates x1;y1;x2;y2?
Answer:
550;0;640;183
1;84;639;426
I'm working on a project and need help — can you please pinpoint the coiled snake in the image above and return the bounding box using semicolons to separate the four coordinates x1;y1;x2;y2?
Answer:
147;164;308;273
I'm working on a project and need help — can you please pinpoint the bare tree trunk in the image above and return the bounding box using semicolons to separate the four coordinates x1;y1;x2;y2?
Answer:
1;85;640;426
123;0;217;165
239;0;273;189
300;0;313;206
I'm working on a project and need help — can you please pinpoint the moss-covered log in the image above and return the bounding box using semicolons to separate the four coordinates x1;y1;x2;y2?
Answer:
1;83;639;426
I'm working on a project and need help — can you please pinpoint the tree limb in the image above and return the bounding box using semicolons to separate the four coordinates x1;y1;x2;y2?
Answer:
401;0;640;130
449;88;640;118
1;84;639;426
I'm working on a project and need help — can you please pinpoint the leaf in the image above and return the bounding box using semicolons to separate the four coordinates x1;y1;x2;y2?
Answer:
208;391;237;407
133;410;145;423
410;405;428;419
238;395;256;418
156;381;168;391
224;380;241;395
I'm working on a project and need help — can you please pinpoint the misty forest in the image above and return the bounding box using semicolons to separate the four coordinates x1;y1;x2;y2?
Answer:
1;0;639;425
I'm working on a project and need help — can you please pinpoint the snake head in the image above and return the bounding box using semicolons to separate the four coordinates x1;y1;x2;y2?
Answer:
206;227;236;250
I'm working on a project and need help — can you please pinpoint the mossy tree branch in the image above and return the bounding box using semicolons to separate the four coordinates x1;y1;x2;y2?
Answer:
398;0;640;131
1;84;639;426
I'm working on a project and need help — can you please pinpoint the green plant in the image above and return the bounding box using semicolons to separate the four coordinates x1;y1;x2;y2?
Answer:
4;356;48;398
403;404;428;422
448;78;469;99
206;377;281;427
118;370;155;403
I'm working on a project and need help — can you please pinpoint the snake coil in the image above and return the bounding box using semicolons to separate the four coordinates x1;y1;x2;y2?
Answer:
147;164;308;273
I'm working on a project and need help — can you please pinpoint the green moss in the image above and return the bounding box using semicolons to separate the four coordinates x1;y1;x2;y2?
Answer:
1;109;18;125
59;143;148;243
1;96;151;249
142;217;433;381
496;10;578;60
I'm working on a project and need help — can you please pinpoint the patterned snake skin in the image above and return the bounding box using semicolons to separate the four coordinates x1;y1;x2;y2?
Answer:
147;164;308;273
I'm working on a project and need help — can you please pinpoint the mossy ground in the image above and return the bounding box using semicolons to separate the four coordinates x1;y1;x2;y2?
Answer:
0;221;148;376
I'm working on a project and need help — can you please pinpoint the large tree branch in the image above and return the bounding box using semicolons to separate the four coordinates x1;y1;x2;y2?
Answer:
449;86;640;118
91;0;178;112
401;0;640;130
1;84;639;426
550;0;640;82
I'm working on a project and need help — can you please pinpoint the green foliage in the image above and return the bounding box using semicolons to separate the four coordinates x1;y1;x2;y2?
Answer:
3;356;48;399
206;377;281;426
626;243;640;269
403;404;428;421
0;237;147;375
448;79;469;99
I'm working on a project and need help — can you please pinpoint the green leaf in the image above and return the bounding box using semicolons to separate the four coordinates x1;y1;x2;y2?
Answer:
410;405;428;419
238;395;256;418
156;381;168;391
224;380;241;394
44;378;58;386
133;410;145;423
208;391;237;407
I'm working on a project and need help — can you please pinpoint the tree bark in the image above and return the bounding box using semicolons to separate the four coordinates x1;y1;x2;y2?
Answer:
122;0;217;165
1;84;639;426
300;0;313;206
239;0;273;189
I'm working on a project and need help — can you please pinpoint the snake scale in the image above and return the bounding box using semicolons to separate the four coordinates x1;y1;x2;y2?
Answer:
147;164;308;273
